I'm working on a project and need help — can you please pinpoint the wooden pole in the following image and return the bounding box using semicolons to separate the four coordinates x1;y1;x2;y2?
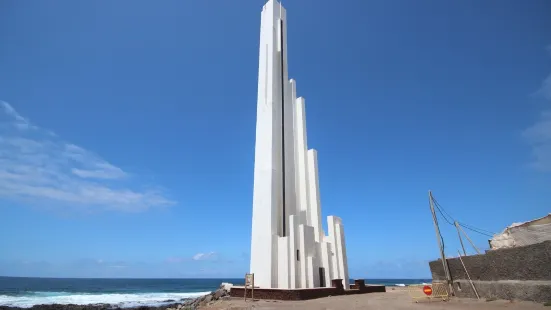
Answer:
428;191;454;295
457;250;480;299
244;273;247;301
458;224;481;254
455;221;467;256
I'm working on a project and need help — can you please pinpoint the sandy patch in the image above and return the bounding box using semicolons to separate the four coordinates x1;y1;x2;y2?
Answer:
201;289;544;310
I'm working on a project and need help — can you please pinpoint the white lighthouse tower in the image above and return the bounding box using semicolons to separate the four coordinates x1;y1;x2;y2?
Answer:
249;0;349;289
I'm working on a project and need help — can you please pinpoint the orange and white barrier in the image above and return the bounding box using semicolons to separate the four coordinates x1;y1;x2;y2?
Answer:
407;282;449;302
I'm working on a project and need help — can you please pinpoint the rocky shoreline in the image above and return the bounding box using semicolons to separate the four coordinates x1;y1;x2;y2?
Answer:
0;283;233;310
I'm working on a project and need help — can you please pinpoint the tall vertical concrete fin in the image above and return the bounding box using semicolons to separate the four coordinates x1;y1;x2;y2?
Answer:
287;80;298;221
298;224;308;288
298;224;316;288
272;0;284;238
273;0;294;239
272;234;280;288
327;216;341;281
288;214;298;289
307;149;323;242
320;241;333;287
311;242;321;287
293;213;302;287
283;79;297;236
277;236;290;288
327;216;349;288
295;97;309;226
250;0;285;289
335;218;350;289
307;256;316;288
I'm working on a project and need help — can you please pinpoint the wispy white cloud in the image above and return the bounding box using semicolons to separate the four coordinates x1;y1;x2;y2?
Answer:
192;252;216;261
1;101;35;130
523;111;551;172
0;100;174;211
166;252;234;264
523;46;551;172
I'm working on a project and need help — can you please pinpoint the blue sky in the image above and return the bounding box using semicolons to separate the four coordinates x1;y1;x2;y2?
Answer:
0;0;550;279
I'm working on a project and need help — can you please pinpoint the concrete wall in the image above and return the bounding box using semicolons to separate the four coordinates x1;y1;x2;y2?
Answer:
429;241;551;302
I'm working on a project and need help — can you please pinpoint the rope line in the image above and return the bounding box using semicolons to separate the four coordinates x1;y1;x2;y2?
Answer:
458;223;494;237
458;222;495;235
430;194;495;237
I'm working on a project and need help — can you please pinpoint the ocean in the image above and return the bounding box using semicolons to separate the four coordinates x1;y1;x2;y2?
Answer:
0;277;431;308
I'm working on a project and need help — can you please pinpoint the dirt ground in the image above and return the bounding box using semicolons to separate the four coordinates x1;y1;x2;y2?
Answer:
202;288;546;310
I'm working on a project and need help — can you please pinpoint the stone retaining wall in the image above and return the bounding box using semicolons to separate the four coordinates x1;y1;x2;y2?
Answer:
429;240;551;302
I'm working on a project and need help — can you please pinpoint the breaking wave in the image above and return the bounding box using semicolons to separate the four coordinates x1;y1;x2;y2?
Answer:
0;291;210;308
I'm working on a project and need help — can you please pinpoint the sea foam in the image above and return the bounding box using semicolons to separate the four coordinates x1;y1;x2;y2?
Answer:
0;291;210;308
